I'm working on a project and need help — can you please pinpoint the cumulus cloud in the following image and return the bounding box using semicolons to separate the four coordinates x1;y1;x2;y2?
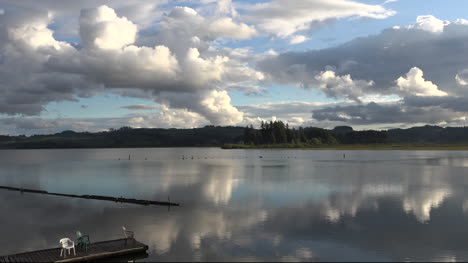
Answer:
157;90;243;125
79;5;137;50
3;1;468;132
199;90;244;125
246;0;394;38
396;67;448;97
289;35;308;44
0;0;167;38
0;4;254;127
313;70;375;101
251;15;468;127
0;9;93;116
208;17;256;40
0;105;209;135
238;101;333;128
409;15;448;34
137;6;257;58
258;16;468;99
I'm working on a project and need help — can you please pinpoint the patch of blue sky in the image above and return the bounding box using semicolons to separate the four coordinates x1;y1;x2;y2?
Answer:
230;84;337;106
230;0;468;54
42;93;158;119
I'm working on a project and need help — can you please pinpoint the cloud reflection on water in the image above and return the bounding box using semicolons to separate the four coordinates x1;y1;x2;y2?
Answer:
1;149;468;261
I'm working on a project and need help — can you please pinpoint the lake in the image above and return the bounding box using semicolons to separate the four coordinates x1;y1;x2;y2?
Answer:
1;148;468;261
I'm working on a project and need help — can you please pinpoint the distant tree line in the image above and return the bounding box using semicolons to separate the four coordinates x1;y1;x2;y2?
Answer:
243;121;389;145
2;123;468;149
243;121;338;145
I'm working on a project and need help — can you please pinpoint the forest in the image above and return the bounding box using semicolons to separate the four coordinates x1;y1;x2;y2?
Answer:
1;122;468;149
242;121;387;147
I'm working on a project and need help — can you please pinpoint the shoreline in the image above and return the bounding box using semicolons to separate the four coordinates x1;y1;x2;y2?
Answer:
221;144;468;150
1;145;468;151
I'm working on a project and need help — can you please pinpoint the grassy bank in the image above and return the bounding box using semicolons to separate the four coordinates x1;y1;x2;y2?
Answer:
222;143;468;150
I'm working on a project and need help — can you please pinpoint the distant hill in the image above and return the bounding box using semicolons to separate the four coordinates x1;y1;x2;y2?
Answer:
0;126;245;149
1;124;468;149
387;125;468;143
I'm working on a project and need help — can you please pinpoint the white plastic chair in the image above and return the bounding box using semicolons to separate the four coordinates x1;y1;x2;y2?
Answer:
59;238;76;257
122;226;134;245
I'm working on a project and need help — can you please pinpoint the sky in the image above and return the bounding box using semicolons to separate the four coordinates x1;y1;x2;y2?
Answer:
1;0;468;135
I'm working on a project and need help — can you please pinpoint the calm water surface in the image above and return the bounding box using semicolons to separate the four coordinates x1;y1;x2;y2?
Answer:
1;148;468;261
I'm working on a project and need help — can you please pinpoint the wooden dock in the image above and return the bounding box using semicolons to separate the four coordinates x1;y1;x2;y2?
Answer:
0;238;148;262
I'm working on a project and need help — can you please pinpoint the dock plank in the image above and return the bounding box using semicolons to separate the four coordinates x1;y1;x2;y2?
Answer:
16;255;30;263
0;238;147;263
23;254;34;263
32;250;46;262
41;249;56;262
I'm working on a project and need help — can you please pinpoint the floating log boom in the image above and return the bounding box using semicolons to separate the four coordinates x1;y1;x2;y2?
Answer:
0;185;179;207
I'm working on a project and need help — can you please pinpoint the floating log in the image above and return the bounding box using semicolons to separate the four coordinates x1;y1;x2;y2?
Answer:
0;186;179;207
0;238;148;263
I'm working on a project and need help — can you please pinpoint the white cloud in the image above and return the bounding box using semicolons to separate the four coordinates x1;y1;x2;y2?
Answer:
0;5;254;128
183;48;228;86
79;5;138;50
6;13;69;50
258;15;468;102
456;69;468;86
209;17;256;39
0;0;167;39
247;0;395;38
409;15;448;33
314;70;375;101
289;35;308;44
77;45;180;87
199;90;243;125
396;67;448;97
156;105;208;128
0;108;209;134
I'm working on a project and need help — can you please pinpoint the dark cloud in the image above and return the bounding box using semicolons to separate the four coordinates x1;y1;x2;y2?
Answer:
258;20;468;97
403;96;468;112
312;102;465;125
122;104;159;110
